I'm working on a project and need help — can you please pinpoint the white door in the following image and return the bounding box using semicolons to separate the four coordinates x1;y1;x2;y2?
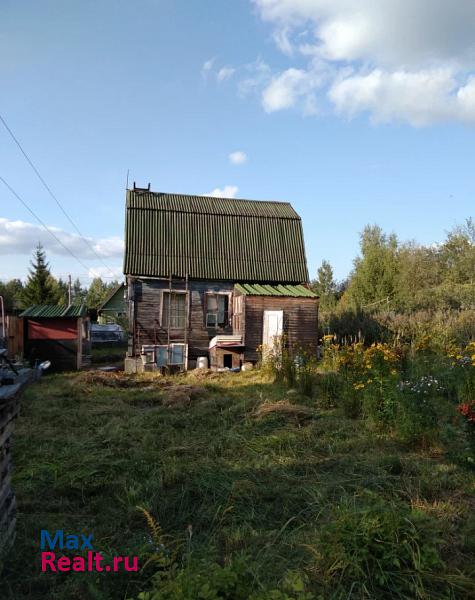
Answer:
262;310;283;350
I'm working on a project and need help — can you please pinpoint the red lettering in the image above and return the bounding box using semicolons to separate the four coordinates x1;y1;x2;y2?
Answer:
72;556;86;572
124;556;139;572
113;556;123;571
57;556;71;572
94;553;104;571
41;552;57;572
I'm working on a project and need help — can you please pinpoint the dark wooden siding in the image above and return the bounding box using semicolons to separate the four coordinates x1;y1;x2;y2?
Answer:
242;296;318;362
129;277;234;360
23;317;89;371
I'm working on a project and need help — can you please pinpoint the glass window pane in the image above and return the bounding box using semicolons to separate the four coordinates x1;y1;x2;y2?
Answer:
156;346;168;366
162;292;186;328
170;344;184;364
207;295;218;310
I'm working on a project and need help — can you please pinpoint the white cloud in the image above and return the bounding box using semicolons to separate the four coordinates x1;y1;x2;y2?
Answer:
228;151;248;165
238;58;272;97
217;66;235;82
201;57;216;78
251;0;475;125
88;266;123;280
272;27;294;56
0;217;124;259
329;68;475;125
204;185;239;199
254;0;475;68
262;67;323;114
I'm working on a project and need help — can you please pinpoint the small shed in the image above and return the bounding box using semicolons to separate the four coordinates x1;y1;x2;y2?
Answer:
232;283;319;363
19;304;90;371
97;283;126;324
209;335;244;369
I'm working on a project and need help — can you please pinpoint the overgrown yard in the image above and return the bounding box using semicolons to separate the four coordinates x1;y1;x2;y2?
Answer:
1;359;475;599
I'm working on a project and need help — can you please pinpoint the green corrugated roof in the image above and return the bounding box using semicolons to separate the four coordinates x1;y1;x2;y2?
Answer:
235;283;318;298
123;189;310;283
20;304;87;318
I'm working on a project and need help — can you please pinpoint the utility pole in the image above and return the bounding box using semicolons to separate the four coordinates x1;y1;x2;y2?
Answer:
68;274;72;305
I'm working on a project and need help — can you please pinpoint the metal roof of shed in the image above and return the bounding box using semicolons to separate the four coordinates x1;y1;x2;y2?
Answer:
124;189;310;283
235;283;318;297
20;304;87;318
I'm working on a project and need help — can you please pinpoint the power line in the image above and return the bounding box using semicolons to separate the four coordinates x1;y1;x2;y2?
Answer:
0;112;117;277
0;174;92;273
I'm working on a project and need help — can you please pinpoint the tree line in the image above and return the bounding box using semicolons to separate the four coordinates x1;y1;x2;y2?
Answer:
0;243;120;312
311;218;475;344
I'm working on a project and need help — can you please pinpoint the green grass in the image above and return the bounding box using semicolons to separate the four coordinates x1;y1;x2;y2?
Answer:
1;369;474;599
90;343;128;366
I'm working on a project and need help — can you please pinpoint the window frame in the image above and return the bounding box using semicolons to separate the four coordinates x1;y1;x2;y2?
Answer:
205;291;232;329
155;343;188;368
160;290;189;329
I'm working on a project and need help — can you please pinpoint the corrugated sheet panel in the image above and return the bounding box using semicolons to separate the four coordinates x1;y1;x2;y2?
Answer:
124;190;310;282
20;304;87;318
235;283;317;298
126;190;299;218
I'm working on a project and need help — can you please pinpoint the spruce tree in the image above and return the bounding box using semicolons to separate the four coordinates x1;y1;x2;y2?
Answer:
72;278;86;305
22;243;59;306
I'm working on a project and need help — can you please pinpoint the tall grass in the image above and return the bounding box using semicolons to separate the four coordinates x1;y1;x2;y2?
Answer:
1;361;474;599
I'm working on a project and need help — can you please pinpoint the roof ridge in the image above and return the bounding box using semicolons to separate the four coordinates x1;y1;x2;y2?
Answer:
127;189;292;206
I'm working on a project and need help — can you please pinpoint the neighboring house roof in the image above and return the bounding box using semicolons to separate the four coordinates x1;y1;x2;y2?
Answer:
98;283;125;313
20;304;87;318
235;283;318;298
123;189;310;283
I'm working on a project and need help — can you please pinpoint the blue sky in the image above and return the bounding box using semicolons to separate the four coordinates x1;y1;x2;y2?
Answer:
1;0;474;284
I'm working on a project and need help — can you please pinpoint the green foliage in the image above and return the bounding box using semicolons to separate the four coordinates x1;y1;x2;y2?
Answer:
311;259;340;310
0;278;24;310
21;243;62;306
86;277;120;310
3;361;475;599
315;492;444;598
343;225;399;310
72;277;87;305
134;559;312;600
315;219;474;344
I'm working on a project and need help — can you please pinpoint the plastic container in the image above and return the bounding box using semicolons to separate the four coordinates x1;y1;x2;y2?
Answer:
197;356;209;369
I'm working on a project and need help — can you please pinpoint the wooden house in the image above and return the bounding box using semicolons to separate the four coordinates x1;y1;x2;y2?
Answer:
123;188;318;371
97;283;126;324
19;305;90;371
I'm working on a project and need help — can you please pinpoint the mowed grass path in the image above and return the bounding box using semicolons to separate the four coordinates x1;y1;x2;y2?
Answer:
1;370;474;599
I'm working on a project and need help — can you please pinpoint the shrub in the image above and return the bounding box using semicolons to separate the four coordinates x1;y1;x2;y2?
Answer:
341;382;362;419
132;558;313;600
314;371;342;407
313;492;444;598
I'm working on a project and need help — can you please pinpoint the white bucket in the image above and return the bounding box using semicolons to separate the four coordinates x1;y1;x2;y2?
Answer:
197;356;209;369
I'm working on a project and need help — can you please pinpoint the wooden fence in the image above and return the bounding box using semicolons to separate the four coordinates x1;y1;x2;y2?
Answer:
0;316;24;357
0;370;34;554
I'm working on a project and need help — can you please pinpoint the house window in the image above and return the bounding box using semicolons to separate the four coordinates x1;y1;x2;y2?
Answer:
206;293;229;327
161;291;187;329
156;343;187;367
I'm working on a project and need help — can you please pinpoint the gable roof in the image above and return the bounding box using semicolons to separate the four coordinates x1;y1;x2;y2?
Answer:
20;304;87;318
98;283;125;312
123;190;309;283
